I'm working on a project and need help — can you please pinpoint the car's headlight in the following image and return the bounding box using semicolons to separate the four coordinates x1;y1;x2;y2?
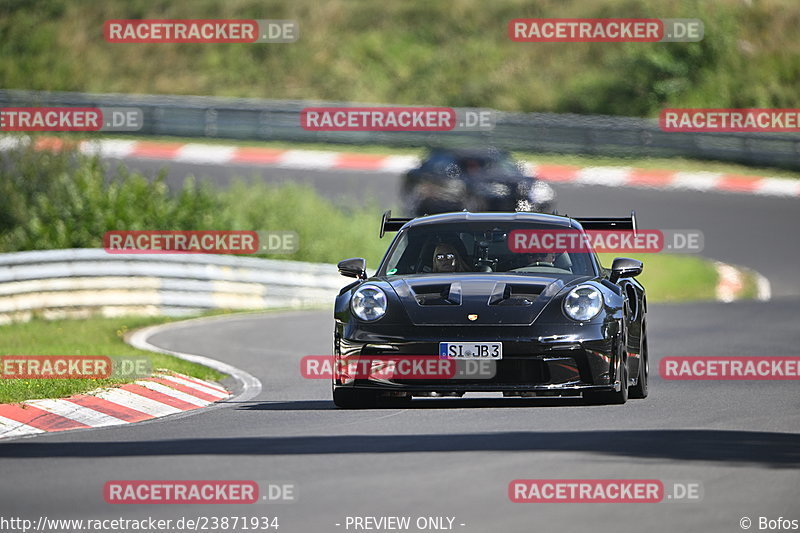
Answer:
529;181;555;204
351;285;388;321
563;285;603;321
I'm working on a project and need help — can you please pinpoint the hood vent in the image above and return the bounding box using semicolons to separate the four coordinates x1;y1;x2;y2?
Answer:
489;283;545;306
410;282;462;306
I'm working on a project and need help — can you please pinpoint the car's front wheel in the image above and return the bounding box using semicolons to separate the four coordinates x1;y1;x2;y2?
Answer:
584;334;629;405
585;362;628;405
332;388;378;409
629;331;649;399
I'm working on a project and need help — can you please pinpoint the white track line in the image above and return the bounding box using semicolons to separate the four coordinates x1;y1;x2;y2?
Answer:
128;315;262;403
156;374;229;399
173;374;228;395
670;171;723;191
278;150;339;169
575;167;632;186
755;178;800;197
135;380;212;407
92;388;182;417
25;399;126;428
174;144;236;164
166;371;229;394
756;272;773;301
379;155;420;173
0;415;45;438
79;139;137;158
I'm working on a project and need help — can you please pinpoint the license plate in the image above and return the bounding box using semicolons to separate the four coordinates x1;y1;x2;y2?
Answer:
439;342;502;360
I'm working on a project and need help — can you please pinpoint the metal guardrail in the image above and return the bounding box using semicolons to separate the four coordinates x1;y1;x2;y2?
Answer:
2;90;799;170
0;249;346;323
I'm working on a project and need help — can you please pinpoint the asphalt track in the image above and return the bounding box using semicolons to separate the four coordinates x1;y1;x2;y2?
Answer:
1;154;798;533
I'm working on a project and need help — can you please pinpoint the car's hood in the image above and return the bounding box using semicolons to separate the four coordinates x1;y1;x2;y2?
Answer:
386;274;590;326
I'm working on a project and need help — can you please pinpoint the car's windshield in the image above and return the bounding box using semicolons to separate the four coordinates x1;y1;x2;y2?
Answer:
419;152;459;174
380;221;597;276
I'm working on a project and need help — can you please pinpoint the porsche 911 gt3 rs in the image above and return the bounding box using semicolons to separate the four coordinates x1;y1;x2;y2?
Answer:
332;210;648;408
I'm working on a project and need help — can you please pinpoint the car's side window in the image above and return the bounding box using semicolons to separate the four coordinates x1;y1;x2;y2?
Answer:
421;154;457;174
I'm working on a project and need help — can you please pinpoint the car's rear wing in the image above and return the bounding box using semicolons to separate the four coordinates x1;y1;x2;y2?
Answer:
380;210;412;238
574;211;637;233
379;210;638;237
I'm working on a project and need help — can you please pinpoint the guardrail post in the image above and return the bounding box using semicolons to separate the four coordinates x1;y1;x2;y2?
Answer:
205;108;218;137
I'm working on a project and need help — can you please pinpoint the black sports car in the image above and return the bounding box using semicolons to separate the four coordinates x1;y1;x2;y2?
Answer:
402;147;556;216
332;211;648;408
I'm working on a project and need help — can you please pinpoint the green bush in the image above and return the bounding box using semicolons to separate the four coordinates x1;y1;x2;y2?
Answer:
0;144;226;250
218;181;387;265
0;143;387;265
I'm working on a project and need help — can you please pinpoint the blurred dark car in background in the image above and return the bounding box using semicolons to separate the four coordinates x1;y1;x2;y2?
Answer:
402;147;556;217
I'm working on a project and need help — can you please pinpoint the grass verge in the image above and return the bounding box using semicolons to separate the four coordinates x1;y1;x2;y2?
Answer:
598;253;720;302
0;314;225;404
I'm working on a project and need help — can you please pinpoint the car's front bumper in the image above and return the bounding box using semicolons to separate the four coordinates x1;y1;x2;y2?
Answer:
333;328;621;396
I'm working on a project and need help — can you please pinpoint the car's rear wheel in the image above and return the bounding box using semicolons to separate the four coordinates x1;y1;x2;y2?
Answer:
332;388;378;409
629;332;649;399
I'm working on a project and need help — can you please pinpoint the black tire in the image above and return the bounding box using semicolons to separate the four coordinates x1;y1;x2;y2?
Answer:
585;362;628;405
332;388;378;409
629;333;649;399
584;334;629;405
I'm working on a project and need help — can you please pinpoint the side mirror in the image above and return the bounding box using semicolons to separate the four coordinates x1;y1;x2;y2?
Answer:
338;257;367;279
610;257;643;283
